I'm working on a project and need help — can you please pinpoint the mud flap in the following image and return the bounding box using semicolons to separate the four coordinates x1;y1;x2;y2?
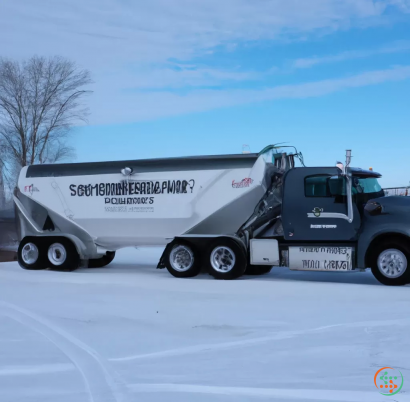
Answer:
157;241;175;269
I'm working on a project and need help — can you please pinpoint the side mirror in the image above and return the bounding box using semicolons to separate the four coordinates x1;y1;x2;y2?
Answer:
353;177;363;193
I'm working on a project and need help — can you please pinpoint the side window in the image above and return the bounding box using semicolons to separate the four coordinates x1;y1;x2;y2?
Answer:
305;175;346;201
305;176;330;197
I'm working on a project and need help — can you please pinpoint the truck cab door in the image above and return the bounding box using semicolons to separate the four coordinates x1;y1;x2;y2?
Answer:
281;167;361;241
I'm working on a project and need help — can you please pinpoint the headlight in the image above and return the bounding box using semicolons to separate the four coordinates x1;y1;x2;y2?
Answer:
364;201;382;216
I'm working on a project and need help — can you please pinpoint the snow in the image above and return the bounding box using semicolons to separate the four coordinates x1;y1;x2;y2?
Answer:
0;247;410;402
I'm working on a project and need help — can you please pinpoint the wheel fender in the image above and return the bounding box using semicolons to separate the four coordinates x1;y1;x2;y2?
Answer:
360;230;410;268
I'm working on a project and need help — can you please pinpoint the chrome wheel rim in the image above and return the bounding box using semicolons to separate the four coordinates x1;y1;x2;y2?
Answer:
169;245;194;272
21;243;39;265
377;249;407;279
48;243;67;266
210;246;236;273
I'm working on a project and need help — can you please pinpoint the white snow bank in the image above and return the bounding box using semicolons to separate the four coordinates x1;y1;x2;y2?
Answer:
0;247;409;401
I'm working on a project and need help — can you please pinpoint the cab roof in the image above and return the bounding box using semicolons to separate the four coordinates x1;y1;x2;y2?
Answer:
349;167;382;178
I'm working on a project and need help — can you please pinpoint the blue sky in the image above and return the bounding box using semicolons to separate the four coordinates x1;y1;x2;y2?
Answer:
2;0;410;186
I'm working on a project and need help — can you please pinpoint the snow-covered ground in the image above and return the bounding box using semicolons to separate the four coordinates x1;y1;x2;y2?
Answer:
0;247;409;402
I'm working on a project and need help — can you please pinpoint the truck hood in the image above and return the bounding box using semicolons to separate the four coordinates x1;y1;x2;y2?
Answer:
367;195;410;216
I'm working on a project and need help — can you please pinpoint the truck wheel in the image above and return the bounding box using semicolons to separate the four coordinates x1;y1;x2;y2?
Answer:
47;238;80;272
245;265;272;275
165;243;201;278
370;242;410;286
207;239;247;280
18;238;46;270
88;251;116;268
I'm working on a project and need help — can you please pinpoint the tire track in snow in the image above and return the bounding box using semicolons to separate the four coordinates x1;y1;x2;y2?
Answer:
0;301;129;402
0;363;73;376
127;383;381;401
110;317;410;362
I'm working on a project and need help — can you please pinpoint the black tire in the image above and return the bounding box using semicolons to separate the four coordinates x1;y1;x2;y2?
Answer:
369;240;410;286
88;251;116;268
46;238;80;272
165;242;201;278
245;265;272;275
17;237;47;270
207;238;247;280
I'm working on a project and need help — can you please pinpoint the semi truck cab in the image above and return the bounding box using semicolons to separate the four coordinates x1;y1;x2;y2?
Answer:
249;150;410;286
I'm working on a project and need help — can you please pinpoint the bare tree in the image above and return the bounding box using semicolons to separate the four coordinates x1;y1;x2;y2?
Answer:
0;140;9;208
0;56;92;178
0;165;5;209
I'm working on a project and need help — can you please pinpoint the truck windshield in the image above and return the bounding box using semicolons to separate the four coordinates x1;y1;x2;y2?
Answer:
352;177;385;209
352;177;383;196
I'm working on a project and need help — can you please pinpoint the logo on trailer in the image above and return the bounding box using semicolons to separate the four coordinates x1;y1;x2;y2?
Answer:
68;179;196;212
232;178;254;188
24;185;39;194
374;367;403;396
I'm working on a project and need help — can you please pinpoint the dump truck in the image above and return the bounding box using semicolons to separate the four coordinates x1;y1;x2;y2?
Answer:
14;146;410;286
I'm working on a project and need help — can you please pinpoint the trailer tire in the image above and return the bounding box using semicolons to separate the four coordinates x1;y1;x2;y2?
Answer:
207;238;247;280
88;251;116;268
245;265;272;275
18;238;47;270
370;240;410;286
165;242;201;278
46;238;80;272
